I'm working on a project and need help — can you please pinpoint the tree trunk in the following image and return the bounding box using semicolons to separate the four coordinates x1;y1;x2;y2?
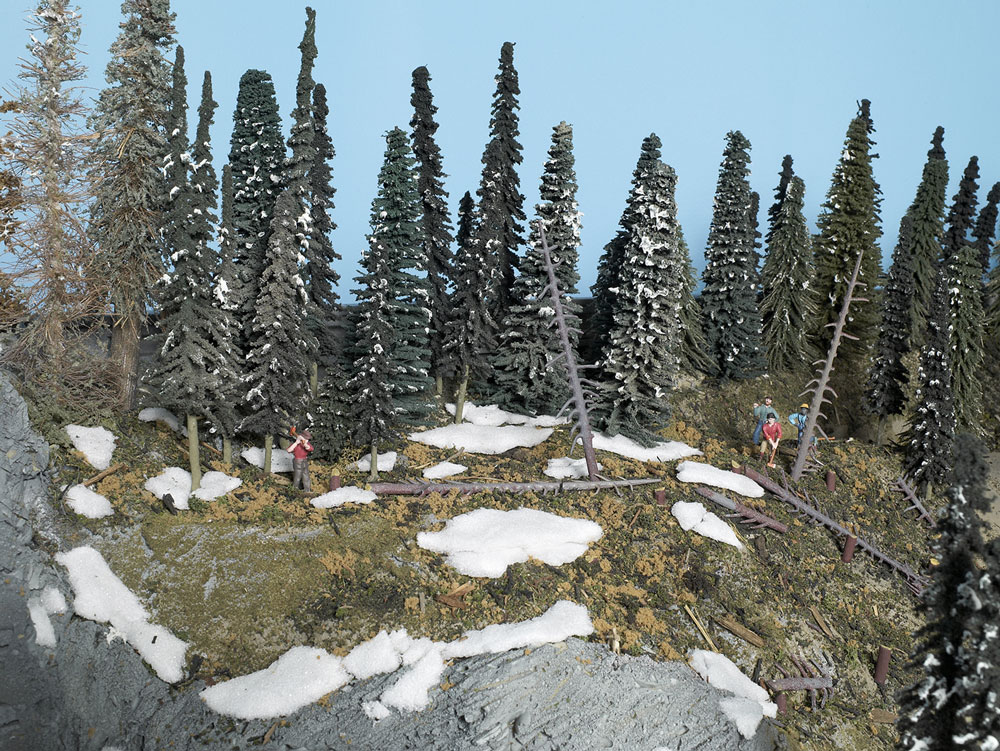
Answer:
368;444;378;482
109;307;143;409
435;374;443;399
454;365;470;425
310;360;319;399
222;436;232;466
187;414;201;491
263;434;273;475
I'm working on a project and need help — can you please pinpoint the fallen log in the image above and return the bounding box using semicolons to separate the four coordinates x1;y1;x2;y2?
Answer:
694;487;788;533
369;477;661;496
893;476;936;528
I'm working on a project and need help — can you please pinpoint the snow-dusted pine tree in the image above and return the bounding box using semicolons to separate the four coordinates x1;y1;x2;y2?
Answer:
160;45;188;280
473;41;525;326
764;155;795;248
760;174;814;373
241;189;310;474
677;234;715;376
410;66;454;398
443;191;496;423
700;130;765;379
973;182;1000;281
494;122;582;415
89;0;176;407
596;133;685;444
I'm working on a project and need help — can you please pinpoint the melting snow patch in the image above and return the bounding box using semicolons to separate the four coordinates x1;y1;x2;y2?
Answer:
65;484;113;518
354;451;397;473
544;456;601;479
689;649;777;738
65;424;116;470
445;401;566;428
200;646;351;720
310;487;377;509
675;461;764;498
719;696;766;739
586;433;702;463
344;630;403;680
422;461;467;479
144;468;242;509
380;647;446;712
241;447;294;473
417;508;602;577
441;600;593;658
55;546;188;683
671;501;743;549
410;424;553;455
137;407;185;435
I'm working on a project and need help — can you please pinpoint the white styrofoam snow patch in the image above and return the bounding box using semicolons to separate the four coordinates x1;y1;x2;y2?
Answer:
671;501;743;549
137;407;185;435
586;433;703;463
417;508;602;578
144;468;242;510
445;401;566;428
241;447;294;473
440;600;593;658
543;456;601;479
354;451;397;473
410;424;553;455
310;487;378;509
422;461;467;479
55;546;188;683
688;649;777;739
675;461;764;498
27;586;66;648
65;424;116;470
65;484;114;518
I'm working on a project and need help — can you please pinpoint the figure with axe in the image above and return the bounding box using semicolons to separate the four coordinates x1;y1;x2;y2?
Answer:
759;414;782;468
286;426;314;492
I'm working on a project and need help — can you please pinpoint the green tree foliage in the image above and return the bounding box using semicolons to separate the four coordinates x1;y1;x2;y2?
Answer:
597;134;686;444
760;174;815;373
89;0;176;407
700;130;765;379
810;100;883;371
973;181;1000;281
160;45;188;279
494;122;582;415
677;236;715;376
410;66;454;395
765;155;795;247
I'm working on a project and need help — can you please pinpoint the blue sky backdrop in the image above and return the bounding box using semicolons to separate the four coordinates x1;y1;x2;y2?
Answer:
2;0;998;299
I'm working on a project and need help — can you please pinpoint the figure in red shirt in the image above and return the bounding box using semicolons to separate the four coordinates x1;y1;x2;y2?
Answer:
759;415;782;468
287;428;314;492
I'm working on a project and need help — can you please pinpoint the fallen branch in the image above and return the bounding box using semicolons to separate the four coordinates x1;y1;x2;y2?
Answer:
713;614;766;648
893;476;936;528
82;462;125;488
694;486;788;533
683;604;718;651
369;477;661;496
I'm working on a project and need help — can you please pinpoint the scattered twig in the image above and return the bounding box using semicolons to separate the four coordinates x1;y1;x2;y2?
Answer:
82;462;125;488
683;604;718;651
713;614;766;648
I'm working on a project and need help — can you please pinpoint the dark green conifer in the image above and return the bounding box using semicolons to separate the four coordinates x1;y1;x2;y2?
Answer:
760;174;814;372
765;155;795;247
700;130;765;379
677;236;715;376
410;66;454;398
160;45;188;278
211;163;241;464
973;182;1000;280
587;231;626;365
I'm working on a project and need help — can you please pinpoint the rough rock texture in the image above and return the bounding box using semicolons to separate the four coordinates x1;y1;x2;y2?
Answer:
0;372;779;751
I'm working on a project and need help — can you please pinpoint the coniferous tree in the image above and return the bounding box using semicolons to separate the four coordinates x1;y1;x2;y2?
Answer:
760;175;815;372
410;66;454;398
160;45;188;278
973;182;1000;281
211;164;241;465
494;122;582;415
765;155;795;247
906;127;949;345
241;189;310;474
587;230;626;365
904;270;955;496
150;72;235;490
89;0;176;407
473;41;525;325
700;130;765;379
677;236;715;376
444;191;495;423
810;100;883;373
597;134;686;444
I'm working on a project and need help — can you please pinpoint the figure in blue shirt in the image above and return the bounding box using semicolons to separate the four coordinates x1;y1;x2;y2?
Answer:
751;396;779;445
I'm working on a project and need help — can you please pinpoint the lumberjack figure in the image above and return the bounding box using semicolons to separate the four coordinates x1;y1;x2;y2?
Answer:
759;414;782;468
287;428;313;492
751;396;779;445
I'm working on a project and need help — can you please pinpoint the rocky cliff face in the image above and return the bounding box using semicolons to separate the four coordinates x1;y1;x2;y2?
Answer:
0;372;778;751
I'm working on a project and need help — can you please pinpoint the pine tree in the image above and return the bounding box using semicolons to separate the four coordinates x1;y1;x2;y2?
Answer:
760;175;815;372
241;189;310;474
865;215;916;423
907;127;949;345
160;45;188;280
597;133;686;444
89;0;176;407
473;41;525;325
211;164;241;465
896;434;988;751
494;122;582;415
444;191;496;422
765;155;795;247
941;157;985;434
410;66;454;398
677;235;715;376
904;270;955;496
700;130;765;379
228;69;284;365
810;100;883;373
973;181;1000;281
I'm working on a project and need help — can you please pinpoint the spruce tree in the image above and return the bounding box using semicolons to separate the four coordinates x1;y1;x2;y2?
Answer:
211;164;241;464
973;181;1000;281
473;41;525;325
677;235;715;376
89;0;176;407
410;66;454;398
160;45;188;279
241;189;310;474
494;122;582;415
150;72;235;490
764;155;795;248
907;127;949;344
700;130;765;379
588;230;626;365
760;175;815;372
597;134;686;444
904;270;955;496
444;191;496;422
810;100;883;372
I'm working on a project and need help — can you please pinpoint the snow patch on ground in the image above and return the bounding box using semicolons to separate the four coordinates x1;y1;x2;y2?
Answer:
144;468;242;509
410;424;553;455
586;432;702;463
55;546;188;683
354;451;397;473
445;401;566;428
27;585;66;648
137;407;186;435
241;447;294;473
675;461;764;498
65;484;113;518
65;424;116;470
417;508;602;577
671;501;743;549
422;461;467;479
688;649;777;738
310;487;378;508
544;456;601;479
